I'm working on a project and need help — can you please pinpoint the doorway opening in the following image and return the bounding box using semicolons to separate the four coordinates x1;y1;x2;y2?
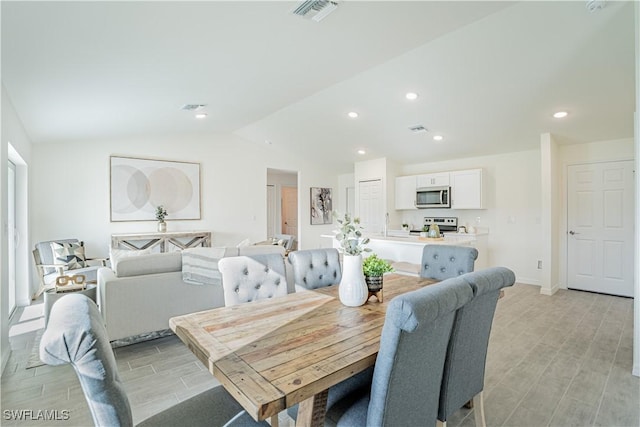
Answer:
267;169;299;250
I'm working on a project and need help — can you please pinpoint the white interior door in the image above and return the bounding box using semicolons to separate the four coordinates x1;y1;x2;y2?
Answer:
281;186;298;237
266;185;276;238
567;161;635;297
358;179;383;234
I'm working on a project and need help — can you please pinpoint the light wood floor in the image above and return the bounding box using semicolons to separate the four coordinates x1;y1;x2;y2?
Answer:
1;283;638;426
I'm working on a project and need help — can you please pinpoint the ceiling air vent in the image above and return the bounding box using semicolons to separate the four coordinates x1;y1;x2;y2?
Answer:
409;125;429;134
292;0;338;22
180;104;207;111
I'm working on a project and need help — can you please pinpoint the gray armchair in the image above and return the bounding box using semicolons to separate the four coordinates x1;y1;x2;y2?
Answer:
218;254;288;306
272;233;295;251
33;239;107;298
420;244;478;280
39;294;266;427
438;267;516;427
288;248;342;292
323;276;474;426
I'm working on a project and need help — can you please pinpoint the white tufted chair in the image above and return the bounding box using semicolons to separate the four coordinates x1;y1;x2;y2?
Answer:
218;254;288;306
288;248;342;292
420;245;478;281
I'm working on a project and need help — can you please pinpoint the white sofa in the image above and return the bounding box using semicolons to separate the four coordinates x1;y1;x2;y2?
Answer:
97;245;289;342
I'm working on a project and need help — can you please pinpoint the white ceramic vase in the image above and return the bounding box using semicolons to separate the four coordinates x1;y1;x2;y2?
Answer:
339;254;369;307
157;221;167;232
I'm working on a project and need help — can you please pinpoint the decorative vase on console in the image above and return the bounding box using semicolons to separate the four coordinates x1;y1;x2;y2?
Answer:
155;205;168;233
333;211;371;307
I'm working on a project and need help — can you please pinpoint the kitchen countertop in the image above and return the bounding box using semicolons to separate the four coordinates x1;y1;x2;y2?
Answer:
367;234;475;245
321;234;475;246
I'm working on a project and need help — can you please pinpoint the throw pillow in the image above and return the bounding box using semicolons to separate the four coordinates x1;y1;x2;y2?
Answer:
50;241;87;270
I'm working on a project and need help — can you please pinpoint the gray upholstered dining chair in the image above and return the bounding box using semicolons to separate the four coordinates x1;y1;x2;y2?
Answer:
39;294;267;427
420;244;478;280
321;276;474;426
218;253;288;306
288;248;342;292
437;267;516;427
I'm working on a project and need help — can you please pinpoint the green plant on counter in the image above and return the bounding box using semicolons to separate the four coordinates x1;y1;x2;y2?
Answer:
362;253;394;277
422;224;429;232
155;205;168;221
333;211;371;256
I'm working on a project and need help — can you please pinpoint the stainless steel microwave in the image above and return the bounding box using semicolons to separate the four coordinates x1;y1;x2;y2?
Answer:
416;186;450;208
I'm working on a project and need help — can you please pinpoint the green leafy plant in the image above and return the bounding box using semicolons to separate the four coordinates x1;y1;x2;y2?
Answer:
362;253;394;277
333;211;371;256
155;205;168;221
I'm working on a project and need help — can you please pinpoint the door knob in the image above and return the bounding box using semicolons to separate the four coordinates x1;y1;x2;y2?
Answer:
569;230;580;235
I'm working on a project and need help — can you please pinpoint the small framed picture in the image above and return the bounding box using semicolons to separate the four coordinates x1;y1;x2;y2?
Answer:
310;187;332;225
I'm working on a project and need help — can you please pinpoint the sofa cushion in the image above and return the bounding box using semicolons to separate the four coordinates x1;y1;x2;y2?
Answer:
50;241;87;270
109;247;153;272
239;245;285;256
115;252;182;277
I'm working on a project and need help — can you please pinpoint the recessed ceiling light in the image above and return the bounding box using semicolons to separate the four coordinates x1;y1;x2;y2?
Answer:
553;111;568;118
405;92;419;100
348;111;359;119
433;135;444;141
357;149;366;155
195;113;207;119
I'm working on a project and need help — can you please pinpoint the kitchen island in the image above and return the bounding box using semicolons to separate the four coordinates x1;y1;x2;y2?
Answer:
321;233;481;276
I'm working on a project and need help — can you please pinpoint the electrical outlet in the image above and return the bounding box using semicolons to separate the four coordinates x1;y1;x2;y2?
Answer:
537;260;542;269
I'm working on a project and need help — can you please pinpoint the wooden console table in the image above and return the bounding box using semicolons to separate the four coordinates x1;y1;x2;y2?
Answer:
111;231;211;253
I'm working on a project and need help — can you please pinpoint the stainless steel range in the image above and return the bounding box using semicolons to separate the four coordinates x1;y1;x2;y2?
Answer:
410;217;458;235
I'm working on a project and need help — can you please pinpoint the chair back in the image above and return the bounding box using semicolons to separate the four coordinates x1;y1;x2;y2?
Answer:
420;244;478;280
273;234;295;251
367;277;473;426
39;294;134;427
219;254;288;306
438;267;516;421
288;248;342;291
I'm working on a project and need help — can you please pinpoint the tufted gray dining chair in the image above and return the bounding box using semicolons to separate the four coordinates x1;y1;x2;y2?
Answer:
288;248;342;292
322;276;474;426
39;294;266;427
420;244;478;280
218;253;288;306
437;267;516;427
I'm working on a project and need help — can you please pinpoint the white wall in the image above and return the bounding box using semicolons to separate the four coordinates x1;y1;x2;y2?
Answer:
1;85;33;373
29;133;338;294
398;150;542;285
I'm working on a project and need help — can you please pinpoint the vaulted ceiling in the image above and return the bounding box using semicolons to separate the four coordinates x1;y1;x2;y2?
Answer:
2;1;635;172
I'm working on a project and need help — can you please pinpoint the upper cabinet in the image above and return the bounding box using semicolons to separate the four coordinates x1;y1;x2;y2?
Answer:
416;172;450;188
395;168;485;211
451;168;484;209
395;175;417;210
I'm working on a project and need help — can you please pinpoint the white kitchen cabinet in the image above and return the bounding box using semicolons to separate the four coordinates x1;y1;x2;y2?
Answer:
394;175;417;210
416;172;450;188
451;168;484;209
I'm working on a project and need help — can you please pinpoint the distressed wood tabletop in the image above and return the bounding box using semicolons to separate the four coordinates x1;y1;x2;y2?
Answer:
169;273;437;426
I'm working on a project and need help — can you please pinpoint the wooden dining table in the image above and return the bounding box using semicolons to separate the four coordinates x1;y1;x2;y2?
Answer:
169;273;437;427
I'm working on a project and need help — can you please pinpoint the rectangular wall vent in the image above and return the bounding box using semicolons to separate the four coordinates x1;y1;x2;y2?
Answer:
292;0;338;22
180;104;207;111
409;125;428;133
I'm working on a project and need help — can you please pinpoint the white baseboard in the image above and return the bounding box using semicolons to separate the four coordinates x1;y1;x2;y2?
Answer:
516;276;540;286
539;283;560;296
